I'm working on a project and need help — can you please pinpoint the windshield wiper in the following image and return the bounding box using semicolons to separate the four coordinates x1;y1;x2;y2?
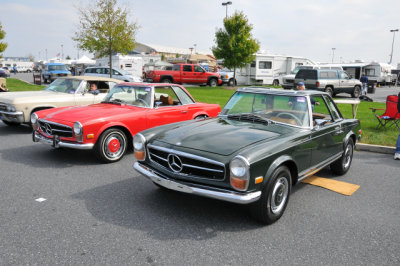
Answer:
227;113;274;125
101;99;126;105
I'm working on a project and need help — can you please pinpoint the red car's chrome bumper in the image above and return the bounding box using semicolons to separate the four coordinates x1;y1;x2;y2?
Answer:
32;131;94;150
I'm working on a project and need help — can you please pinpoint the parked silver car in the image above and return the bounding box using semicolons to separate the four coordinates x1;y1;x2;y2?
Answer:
294;69;362;98
84;66;142;83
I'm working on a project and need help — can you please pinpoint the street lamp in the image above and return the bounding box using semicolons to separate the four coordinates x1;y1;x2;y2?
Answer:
61;44;64;60
193;44;197;54
222;1;232;19
389;29;399;64
331;48;336;63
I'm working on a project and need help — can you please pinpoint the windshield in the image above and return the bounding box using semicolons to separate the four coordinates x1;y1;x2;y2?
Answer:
102;85;152;107
220;91;310;127
44;78;82;93
48;65;68;71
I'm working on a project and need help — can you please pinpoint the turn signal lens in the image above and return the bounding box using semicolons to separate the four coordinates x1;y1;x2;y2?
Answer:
134;150;146;161
86;134;94;139
230;176;247;190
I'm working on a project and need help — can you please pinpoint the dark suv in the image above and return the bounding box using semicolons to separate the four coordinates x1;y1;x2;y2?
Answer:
294;69;362;98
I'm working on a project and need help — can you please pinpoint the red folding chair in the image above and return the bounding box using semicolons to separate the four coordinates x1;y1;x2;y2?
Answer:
370;93;400;130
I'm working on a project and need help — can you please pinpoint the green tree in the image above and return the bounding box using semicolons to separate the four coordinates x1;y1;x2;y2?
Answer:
161;53;165;61
73;0;138;78
66;55;71;60
0;21;7;58
212;11;260;84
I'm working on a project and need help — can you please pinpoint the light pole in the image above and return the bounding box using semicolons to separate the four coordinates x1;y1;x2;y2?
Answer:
389;29;399;64
331;48;336;63
61;44;64;60
193;44;197;54
222;1;232;19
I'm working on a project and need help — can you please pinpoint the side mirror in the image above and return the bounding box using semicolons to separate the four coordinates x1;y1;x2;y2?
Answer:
155;101;162;108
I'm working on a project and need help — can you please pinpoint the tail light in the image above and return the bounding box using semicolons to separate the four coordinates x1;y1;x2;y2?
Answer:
316;81;320;87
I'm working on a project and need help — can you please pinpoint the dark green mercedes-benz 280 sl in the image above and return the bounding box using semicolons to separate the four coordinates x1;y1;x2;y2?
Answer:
133;88;362;224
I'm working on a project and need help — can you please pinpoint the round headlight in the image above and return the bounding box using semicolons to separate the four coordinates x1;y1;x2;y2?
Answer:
133;133;146;151
73;122;82;135
30;112;38;124
230;156;250;191
230;158;248;177
6;104;16;112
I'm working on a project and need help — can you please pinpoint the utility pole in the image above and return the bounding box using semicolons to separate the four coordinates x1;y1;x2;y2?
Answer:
331;48;336;63
388;29;399;64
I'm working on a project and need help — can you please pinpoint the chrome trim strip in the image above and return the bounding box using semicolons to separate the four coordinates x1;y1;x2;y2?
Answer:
182;164;224;173
33;131;94;150
0;110;24;116
297;152;342;181
134;162;261;204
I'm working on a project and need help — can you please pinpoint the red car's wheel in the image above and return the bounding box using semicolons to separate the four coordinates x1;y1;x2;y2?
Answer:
95;128;127;163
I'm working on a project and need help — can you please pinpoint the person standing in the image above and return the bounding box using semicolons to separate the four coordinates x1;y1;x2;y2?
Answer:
13;65;17;75
395;134;400;160
360;73;368;96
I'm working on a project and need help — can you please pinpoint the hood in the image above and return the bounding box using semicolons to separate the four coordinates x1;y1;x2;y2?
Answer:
0;90;67;104
41;103;145;124
155;118;294;156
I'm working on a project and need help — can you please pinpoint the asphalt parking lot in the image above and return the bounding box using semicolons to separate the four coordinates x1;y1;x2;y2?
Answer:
0;123;399;265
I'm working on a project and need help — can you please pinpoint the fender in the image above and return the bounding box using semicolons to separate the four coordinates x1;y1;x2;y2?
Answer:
95;121;134;143
190;111;209;119
343;130;355;149
263;155;297;186
207;76;219;82
160;75;174;83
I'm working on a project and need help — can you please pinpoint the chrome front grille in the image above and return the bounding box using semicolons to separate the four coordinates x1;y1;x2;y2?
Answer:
0;103;8;112
38;119;73;137
148;144;226;181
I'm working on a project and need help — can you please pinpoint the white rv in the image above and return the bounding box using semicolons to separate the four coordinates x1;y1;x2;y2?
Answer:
96;54;161;78
364;62;394;85
232;53;315;86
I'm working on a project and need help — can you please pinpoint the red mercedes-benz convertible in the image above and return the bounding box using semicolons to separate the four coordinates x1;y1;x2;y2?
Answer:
31;83;221;163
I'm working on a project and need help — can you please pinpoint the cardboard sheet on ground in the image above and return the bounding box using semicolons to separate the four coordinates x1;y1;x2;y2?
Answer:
301;176;360;196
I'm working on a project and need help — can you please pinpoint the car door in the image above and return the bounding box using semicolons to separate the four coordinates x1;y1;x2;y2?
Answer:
339;71;352;89
181;65;194;83
309;95;345;167
73;80;97;105
193;65;208;84
146;86;190;128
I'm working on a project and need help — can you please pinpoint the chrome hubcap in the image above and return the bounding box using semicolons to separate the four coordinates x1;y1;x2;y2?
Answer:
271;177;289;214
343;144;353;169
104;134;125;159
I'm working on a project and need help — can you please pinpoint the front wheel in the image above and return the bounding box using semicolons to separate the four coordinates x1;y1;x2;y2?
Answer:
351;86;361;98
228;78;235;86
94;128;128;163
330;138;354;175
272;80;279;86
208;78;218;87
161;78;172;84
250;165;291;225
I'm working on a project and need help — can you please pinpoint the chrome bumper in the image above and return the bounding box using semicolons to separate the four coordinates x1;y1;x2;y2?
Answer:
33;131;94;150
0;110;25;123
134;162;261;204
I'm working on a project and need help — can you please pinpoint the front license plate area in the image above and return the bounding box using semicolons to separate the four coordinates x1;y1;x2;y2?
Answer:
52;135;60;148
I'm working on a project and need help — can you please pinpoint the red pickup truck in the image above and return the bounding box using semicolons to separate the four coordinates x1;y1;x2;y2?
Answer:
146;64;222;86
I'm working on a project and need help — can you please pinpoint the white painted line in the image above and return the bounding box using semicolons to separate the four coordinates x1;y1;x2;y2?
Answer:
35;198;47;202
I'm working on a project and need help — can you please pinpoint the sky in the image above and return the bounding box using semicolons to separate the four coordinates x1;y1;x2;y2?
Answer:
1;0;400;66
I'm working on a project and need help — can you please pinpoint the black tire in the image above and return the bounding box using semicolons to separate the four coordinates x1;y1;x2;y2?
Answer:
250;165;291;225
161;78;172;83
194;115;208;120
272;80;279;86
2;120;20;126
330;138;354;175
94;128;128;163
208;78;218;87
228;78;235;86
325;86;333;97
351;86;361;98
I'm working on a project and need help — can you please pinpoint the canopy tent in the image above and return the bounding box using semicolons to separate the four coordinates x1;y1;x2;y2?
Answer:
72;55;96;65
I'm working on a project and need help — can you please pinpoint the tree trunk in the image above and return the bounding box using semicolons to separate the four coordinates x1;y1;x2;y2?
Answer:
233;66;236;86
109;47;112;79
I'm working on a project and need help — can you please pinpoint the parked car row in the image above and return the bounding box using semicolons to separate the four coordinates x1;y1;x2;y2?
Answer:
0;79;361;224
